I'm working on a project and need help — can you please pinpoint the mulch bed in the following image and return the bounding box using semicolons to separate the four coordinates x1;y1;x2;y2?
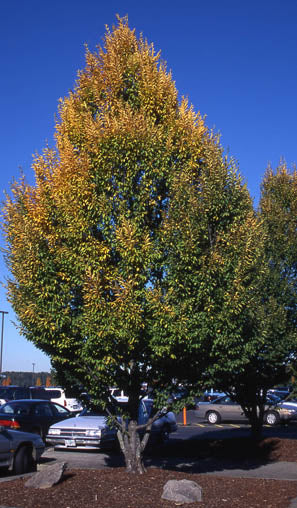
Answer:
1;437;297;507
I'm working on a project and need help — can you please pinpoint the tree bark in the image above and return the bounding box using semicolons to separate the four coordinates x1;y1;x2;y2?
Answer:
117;420;147;474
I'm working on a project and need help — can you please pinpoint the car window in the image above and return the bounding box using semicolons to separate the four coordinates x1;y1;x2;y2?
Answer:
45;390;62;399
14;404;30;416
52;403;70;415
0;387;30;400
214;396;233;404
33;403;54;417
80;407;107;417
30;388;50;399
15;388;30;399
1;403;15;414
112;389;121;397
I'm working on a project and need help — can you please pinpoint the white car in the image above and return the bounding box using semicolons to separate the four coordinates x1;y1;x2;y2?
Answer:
109;388;129;403
0;424;45;474
46;399;177;450
44;387;83;413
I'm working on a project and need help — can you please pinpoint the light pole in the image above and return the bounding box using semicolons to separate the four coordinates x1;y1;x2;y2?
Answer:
32;363;35;386
0;311;8;374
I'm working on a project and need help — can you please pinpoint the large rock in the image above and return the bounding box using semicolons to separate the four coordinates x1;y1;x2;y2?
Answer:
161;479;202;504
25;462;67;489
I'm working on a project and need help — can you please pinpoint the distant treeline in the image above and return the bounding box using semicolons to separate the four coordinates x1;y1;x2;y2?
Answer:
1;371;52;387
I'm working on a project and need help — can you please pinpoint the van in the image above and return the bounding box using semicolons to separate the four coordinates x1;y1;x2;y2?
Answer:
44;387;83;412
0;386;50;405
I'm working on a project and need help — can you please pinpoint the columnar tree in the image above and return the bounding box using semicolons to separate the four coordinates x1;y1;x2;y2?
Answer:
4;16;290;469
151;153;297;437
259;162;297;388
2;17;216;472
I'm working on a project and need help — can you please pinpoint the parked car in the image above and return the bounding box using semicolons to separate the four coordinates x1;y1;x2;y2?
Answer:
267;388;291;400
0;386;50;405
204;390;226;402
43;387;83;413
47;399;177;450
109;388;129;403
196;395;297;425
267;393;297;418
0;399;72;440
0;424;44;475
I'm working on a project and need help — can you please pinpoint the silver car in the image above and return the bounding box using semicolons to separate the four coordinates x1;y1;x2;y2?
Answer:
46;399;177;450
196;395;297;425
0;424;45;474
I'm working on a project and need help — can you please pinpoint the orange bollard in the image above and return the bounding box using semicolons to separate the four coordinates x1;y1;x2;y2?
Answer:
183;406;187;425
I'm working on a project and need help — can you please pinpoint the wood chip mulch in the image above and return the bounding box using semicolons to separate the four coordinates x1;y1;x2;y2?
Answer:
1;437;297;508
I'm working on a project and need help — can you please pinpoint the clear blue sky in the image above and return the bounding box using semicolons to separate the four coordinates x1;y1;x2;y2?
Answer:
0;0;296;371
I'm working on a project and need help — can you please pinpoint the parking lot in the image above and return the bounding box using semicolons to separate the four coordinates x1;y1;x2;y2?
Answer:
39;409;297;472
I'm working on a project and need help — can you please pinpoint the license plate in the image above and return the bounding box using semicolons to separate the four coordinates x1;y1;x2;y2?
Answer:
65;439;76;447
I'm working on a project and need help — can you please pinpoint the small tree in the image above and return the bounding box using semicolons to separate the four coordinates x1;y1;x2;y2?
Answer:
204;162;297;437
151;151;297;438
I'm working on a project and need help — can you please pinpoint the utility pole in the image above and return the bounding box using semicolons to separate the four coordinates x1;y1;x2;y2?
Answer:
32;363;35;386
0;311;8;374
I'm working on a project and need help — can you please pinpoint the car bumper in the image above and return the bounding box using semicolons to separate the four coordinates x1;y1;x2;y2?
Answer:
46;436;103;450
280;413;297;421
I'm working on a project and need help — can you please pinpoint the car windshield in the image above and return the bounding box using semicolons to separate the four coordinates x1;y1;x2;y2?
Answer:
79;407;108;417
267;394;281;403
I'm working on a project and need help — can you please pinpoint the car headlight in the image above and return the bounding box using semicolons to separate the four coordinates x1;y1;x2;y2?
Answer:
85;429;101;437
48;428;61;435
279;409;295;414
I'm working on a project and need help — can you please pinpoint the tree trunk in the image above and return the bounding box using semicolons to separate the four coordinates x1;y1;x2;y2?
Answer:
117;420;147;474
246;402;264;440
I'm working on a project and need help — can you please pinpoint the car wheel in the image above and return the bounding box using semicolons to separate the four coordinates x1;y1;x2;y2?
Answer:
265;411;280;426
13;446;36;475
206;411;221;424
157;424;170;445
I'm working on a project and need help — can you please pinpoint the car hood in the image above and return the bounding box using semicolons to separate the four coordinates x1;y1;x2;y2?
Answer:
50;415;108;430
5;429;45;447
278;402;297;411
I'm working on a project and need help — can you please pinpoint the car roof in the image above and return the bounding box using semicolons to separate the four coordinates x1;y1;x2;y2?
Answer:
2;399;51;403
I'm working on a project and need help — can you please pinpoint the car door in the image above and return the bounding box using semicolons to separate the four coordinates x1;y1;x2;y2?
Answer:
0;429;11;467
213;396;245;421
32;402;60;437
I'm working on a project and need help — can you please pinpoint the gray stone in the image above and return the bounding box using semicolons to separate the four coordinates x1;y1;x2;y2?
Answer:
25;461;67;489
161;479;202;504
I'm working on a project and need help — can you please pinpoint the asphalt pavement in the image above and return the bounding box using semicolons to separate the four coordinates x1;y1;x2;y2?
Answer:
36;409;297;483
2;409;297;491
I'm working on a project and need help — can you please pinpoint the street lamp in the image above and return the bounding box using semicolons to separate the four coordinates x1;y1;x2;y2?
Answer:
0;311;8;374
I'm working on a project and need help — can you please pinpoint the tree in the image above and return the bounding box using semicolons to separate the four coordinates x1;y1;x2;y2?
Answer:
3;16;286;469
200;162;297;437
2;17;214;473
258;162;297;392
3;376;11;386
150;151;297;438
